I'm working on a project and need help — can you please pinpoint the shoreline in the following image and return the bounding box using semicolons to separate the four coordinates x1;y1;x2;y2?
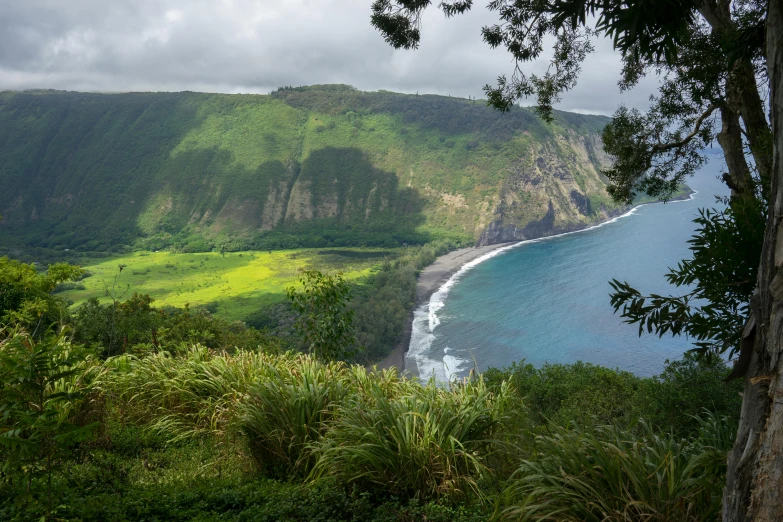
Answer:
373;243;516;372
374;190;696;374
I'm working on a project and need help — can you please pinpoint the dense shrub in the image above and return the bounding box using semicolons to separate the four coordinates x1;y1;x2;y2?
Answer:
74;295;276;358
484;353;742;437
485;361;644;428
0;257;83;334
352;262;417;362
635;352;743;434
32;476;489;522
0;330;102;519
352;238;462;362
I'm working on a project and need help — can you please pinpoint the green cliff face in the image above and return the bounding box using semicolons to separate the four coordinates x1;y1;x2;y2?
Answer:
0;85;617;253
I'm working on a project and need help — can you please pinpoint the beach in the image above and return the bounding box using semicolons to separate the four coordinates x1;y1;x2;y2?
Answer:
371;186;699;374
374;242;516;372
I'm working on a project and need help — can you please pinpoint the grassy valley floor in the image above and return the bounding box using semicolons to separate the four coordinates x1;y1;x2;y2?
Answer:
60;248;399;321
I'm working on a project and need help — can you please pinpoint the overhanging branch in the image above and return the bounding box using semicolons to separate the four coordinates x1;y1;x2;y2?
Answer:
651;103;720;153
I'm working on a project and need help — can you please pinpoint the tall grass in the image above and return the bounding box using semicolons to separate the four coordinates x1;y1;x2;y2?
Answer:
500;413;735;521
311;376;511;500
95;347;734;514
98;345;276;440
239;356;350;476
97;347;511;500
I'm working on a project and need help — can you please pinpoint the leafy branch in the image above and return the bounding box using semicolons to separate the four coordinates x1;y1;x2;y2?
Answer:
609;193;765;358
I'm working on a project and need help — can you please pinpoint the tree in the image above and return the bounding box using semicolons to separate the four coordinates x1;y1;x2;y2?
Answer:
0;329;100;519
0;257;84;337
74;293;162;358
72;294;275;357
286;270;358;361
369;1;781;519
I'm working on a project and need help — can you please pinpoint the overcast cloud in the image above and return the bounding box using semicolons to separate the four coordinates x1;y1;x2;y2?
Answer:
0;0;659;115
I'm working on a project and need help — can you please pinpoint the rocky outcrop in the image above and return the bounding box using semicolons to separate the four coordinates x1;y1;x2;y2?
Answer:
476;132;616;246
477;201;628;245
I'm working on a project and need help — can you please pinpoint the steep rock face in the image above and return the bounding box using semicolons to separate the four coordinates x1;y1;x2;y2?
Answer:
0;86;617;252
477;133;615;245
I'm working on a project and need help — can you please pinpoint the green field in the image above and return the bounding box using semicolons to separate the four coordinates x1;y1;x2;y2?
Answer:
61;248;397;321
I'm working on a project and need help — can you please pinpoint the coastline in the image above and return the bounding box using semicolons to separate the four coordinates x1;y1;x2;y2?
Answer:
374;243;516;372
373;190;696;374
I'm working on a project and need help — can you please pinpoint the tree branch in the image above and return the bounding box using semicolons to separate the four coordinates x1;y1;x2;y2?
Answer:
651;103;720;153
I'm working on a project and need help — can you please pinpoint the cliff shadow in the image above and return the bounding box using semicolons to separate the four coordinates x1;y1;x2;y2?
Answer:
280;147;430;247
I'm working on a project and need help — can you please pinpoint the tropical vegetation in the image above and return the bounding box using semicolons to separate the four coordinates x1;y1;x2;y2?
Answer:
0;327;740;521
0;253;743;520
0;0;775;513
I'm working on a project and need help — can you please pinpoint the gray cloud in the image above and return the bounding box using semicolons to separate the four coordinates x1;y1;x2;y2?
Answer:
0;0;659;115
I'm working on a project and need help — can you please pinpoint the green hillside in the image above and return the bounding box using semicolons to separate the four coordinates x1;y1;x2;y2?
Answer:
0;85;616;255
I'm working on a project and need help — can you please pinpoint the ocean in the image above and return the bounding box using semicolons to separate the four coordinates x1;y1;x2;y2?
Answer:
406;160;731;381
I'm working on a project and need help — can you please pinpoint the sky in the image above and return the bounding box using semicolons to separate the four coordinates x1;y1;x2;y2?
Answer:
0;0;660;115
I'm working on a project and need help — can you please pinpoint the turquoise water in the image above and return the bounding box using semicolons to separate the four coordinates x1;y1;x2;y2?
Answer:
407;162;730;380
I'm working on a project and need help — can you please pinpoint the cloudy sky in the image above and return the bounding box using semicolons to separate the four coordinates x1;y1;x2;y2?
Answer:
0;0;659;115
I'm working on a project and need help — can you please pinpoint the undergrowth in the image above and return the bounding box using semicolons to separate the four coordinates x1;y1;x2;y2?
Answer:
1;331;739;521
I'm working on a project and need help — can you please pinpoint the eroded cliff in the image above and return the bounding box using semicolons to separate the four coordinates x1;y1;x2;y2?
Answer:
0;86;618;253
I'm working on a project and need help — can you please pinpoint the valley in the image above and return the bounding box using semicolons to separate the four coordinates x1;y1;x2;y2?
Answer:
59;248;395;321
1;0;776;516
0;86;617;259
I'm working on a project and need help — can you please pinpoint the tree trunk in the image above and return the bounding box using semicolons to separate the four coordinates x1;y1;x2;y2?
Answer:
716;99;753;196
723;1;783;520
736;60;773;185
700;0;765;197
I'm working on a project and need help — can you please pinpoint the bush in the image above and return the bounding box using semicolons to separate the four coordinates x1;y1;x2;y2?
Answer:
635;352;742;434
0;257;83;333
45;476;489;522
0;329;101;519
51;282;87;293
484;354;742;437
484;361;643;428
73;296;277;358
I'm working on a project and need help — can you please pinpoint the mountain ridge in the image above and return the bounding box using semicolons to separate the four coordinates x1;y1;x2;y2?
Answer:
0;85;619;256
